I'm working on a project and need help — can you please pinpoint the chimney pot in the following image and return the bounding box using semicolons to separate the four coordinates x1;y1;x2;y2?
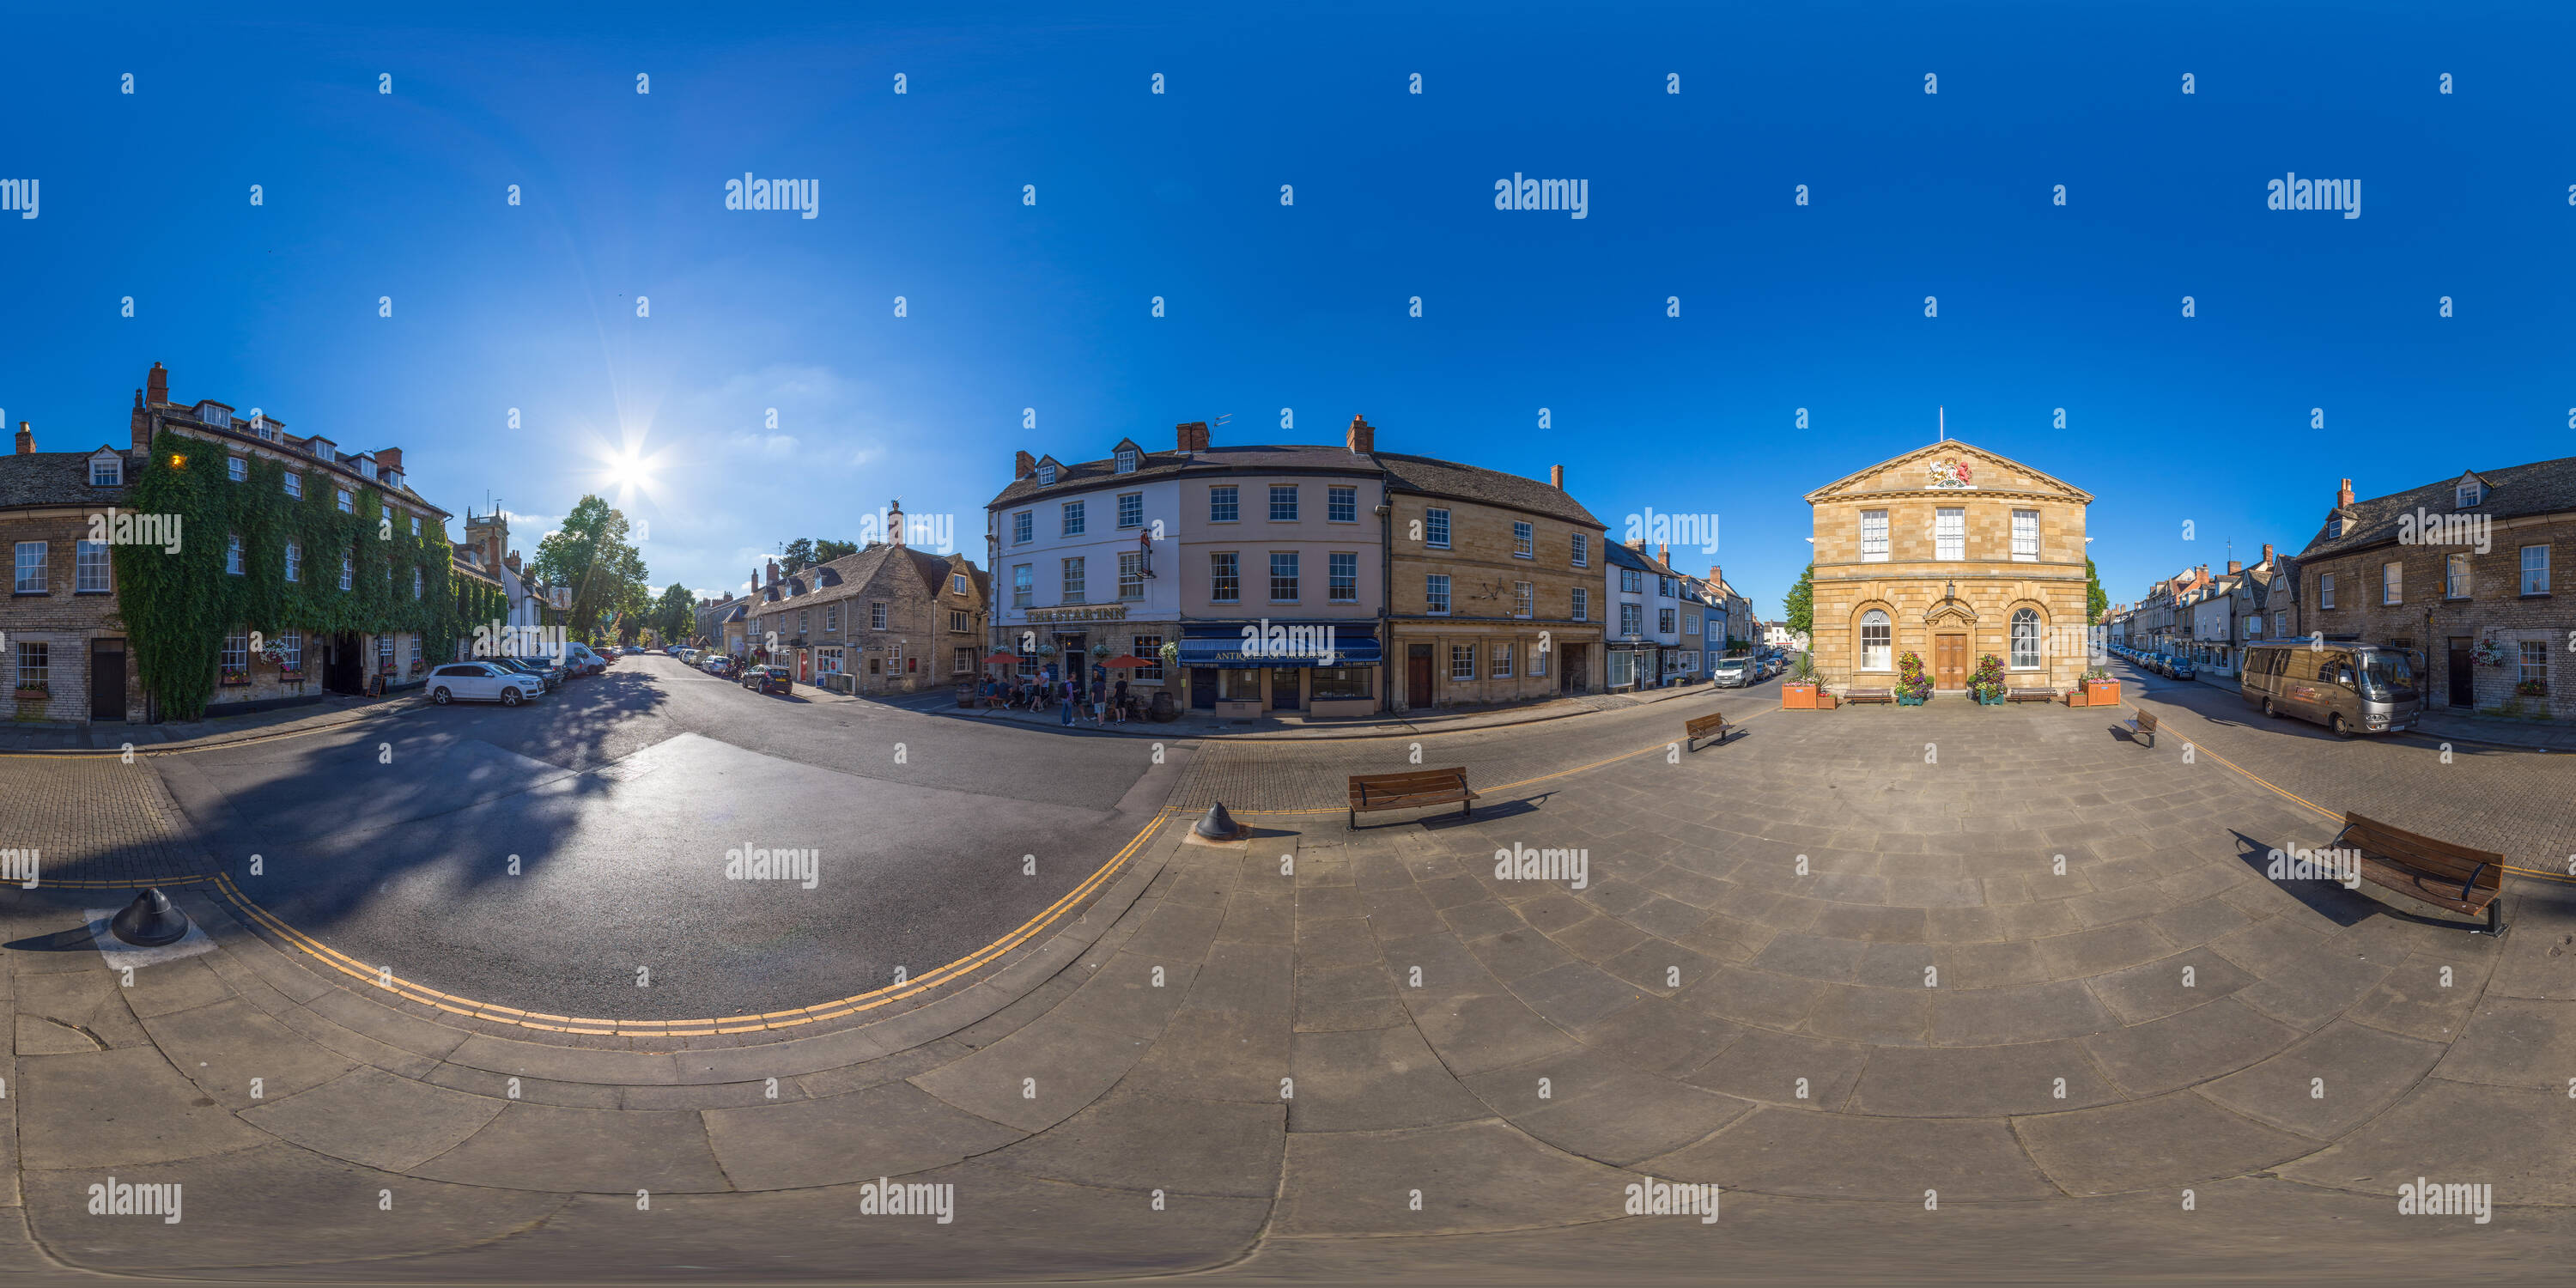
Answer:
13;421;29;455
1549;464;1564;489
1658;543;1669;566
1346;414;1375;454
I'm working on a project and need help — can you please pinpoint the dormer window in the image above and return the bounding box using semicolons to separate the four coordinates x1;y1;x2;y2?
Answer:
2457;479;2482;507
1115;447;1139;474
312;440;336;464
89;453;123;487
2329;515;2346;538
357;457;378;480
1038;462;1057;486
196;402;233;429
384;470;402;489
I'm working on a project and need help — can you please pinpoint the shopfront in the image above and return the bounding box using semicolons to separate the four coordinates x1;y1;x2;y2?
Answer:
1177;622;1381;719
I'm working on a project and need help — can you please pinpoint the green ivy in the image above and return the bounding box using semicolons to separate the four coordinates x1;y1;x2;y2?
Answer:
115;431;468;720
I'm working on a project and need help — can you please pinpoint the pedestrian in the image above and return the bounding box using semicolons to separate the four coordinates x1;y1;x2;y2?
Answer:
1091;677;1108;726
1111;677;1130;723
1059;677;1076;726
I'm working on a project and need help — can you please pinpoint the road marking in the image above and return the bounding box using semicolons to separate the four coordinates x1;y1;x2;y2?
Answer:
209;805;1178;1036
2116;696;2574;886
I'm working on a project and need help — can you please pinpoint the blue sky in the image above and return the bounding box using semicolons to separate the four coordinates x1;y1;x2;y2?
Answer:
3;2;2571;617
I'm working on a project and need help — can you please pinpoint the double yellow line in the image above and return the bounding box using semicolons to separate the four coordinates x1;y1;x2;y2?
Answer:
209;806;1176;1037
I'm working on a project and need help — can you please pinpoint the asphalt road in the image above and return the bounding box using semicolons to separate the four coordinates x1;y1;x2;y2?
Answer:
153;654;1181;1019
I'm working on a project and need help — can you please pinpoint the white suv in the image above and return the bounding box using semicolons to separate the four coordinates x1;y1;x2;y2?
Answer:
427;662;540;706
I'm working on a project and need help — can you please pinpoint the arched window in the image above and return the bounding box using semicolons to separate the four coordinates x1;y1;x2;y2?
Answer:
2011;608;2042;669
1859;609;1892;671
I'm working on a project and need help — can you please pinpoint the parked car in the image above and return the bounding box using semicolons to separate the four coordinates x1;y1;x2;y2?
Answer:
425;661;540;707
2167;657;2196;681
704;655;737;677
739;664;792;695
492;656;562;692
558;642;607;675
1712;655;1753;688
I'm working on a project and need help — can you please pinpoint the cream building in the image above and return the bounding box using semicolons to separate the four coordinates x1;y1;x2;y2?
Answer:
1806;441;2094;694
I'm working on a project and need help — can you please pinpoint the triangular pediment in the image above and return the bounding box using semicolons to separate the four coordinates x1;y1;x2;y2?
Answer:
1804;440;2093;506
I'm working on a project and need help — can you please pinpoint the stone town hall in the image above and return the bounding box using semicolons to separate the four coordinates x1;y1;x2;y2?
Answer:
1805;441;2094;693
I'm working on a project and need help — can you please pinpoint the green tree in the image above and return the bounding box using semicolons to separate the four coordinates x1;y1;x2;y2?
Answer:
779;538;817;574
1783;562;1815;636
532;495;648;641
652;581;695;641
2085;556;2109;623
812;538;858;563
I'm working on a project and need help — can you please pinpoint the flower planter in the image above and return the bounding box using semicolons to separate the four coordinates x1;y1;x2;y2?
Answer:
1975;691;2004;706
2066;688;2088;708
1781;682;1819;710
1816;690;1838;710
1895;692;1927;707
12;687;47;702
2084;680;2119;707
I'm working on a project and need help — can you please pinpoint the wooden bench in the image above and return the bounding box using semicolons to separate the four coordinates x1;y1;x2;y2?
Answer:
2006;687;2057;703
1684;711;1734;751
1349;768;1479;829
2129;708;2158;747
2334;811;2507;935
1844;687;1893;705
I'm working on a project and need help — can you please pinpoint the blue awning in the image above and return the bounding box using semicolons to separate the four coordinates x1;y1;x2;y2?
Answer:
1178;623;1381;668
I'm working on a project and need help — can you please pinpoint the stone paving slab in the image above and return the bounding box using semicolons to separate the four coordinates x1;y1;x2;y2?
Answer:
239;1066;505;1174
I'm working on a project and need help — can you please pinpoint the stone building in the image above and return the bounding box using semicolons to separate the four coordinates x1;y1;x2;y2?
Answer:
2293;462;2571;720
4;421;143;723
747;507;988;696
1806;440;2094;694
1382;447;1606;712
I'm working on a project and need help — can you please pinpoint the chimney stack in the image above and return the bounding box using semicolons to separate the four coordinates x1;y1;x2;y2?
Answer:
1657;543;1669;567
130;390;150;453
146;361;167;408
1708;565;1722;589
1176;421;1209;453
2261;543;2275;568
13;421;28;455
2337;477;2355;508
2227;560;2243;574
505;551;521;573
1014;450;1035;480
1346;414;1374;454
377;447;403;475
1550;464;1564;489
767;559;780;586
888;498;906;547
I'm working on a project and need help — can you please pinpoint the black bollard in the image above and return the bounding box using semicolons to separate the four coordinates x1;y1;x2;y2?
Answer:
1194;802;1247;841
110;887;192;947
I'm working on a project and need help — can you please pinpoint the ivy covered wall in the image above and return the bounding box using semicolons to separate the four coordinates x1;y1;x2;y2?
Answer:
115;431;469;720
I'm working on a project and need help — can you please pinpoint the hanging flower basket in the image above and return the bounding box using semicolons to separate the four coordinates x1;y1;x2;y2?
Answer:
2470;639;2512;668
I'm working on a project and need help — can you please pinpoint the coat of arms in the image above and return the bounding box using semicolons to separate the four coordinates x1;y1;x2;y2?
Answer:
1927;458;1973;489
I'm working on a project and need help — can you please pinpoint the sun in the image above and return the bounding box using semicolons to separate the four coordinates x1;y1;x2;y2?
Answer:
586;430;670;509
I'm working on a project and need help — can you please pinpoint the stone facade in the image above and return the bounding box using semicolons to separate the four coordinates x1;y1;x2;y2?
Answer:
1383;458;1605;712
747;522;988;696
3;434;144;724
1807;441;2093;693
2294;465;2573;720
